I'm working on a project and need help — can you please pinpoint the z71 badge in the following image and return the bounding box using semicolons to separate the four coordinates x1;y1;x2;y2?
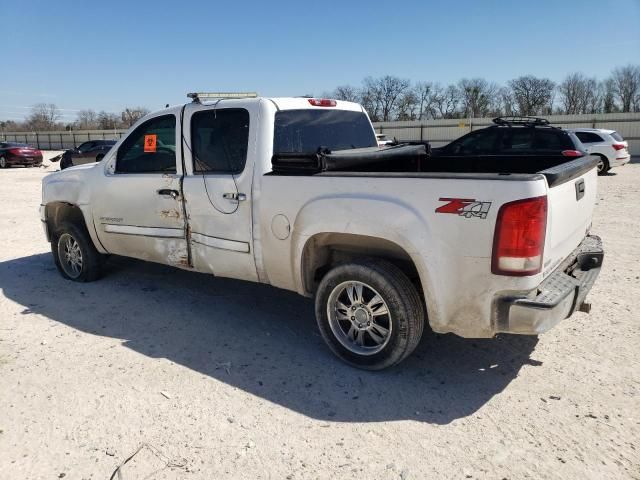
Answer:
435;198;492;219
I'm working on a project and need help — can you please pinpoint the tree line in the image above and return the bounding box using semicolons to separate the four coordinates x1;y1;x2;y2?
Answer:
1;64;638;132
0;105;151;132
325;64;640;122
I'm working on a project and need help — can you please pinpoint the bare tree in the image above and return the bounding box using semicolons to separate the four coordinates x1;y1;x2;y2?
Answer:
508;75;555;116
558;73;599;114
75;109;99;130
331;85;360;102
458;78;499;118
601;78;618;113
361;76;411;121
432;84;460;119
27;103;60;130
413;82;436;120
121;107;150;127
610;65;640;112
396;90;419;120
97;111;120;129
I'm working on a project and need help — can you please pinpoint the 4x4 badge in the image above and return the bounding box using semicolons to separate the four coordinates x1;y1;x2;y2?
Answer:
435;198;492;219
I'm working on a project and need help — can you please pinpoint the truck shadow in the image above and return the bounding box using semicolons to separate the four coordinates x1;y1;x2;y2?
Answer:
1;253;540;425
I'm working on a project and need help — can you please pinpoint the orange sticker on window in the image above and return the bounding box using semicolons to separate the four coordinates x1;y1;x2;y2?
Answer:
144;134;157;153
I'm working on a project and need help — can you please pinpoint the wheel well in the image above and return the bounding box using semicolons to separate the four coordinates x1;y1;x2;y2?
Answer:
301;233;421;295
45;202;89;239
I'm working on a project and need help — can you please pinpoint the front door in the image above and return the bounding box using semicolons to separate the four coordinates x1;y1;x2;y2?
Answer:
92;113;189;268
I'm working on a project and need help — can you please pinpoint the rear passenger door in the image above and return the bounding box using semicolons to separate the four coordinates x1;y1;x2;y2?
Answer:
181;104;258;282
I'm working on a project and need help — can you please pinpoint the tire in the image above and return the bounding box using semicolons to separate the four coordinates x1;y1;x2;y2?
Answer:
595;155;610;175
60;156;72;170
96;154;105;162
0;156;8;169
315;259;425;370
51;222;105;282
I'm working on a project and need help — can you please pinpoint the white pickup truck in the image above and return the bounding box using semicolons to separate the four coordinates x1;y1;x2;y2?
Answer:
41;95;604;369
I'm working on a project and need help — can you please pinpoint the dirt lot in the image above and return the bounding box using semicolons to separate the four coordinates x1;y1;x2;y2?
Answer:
0;154;638;479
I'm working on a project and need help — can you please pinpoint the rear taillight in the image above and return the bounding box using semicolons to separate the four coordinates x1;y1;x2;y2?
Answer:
492;196;547;276
612;143;625;151
562;150;583;158
308;98;337;107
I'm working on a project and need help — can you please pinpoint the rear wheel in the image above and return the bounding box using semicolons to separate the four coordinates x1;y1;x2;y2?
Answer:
0;156;8;168
96;154;105;162
315;259;424;370
60;156;72;170
52;222;105;282
595;155;610;175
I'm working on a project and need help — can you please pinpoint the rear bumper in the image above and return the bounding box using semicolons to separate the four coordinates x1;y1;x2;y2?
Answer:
611;155;630;167
493;235;603;335
6;153;43;165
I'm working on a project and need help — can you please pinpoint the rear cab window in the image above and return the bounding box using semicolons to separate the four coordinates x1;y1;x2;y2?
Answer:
274;109;376;153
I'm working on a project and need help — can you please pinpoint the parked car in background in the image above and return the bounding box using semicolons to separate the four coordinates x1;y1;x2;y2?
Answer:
568;128;630;175
431;117;589;172
0;142;43;168
375;133;393;146
59;140;116;169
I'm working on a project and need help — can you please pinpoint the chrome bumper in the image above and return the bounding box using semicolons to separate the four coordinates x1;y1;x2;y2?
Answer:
493;235;603;335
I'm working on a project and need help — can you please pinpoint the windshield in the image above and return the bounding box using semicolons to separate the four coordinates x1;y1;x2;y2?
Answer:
274;109;376;153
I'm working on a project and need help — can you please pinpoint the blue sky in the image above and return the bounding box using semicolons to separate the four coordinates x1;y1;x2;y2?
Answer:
2;0;639;122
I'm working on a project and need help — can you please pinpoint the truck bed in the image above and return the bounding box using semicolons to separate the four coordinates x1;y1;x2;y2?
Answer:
270;144;599;188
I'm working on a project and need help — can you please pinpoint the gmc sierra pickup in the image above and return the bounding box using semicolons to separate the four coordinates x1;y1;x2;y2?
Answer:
40;94;604;369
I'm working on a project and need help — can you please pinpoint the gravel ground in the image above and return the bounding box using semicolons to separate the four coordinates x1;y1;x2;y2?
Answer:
0;154;638;479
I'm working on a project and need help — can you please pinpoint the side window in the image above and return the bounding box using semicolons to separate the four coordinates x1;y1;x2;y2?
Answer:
450;130;497;154
116;115;176;174
78;142;94;151
534;130;570;150
191;108;250;174
500;128;534;152
576;132;603;144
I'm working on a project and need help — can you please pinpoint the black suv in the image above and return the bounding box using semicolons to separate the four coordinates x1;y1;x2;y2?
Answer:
60;140;116;169
431;117;587;173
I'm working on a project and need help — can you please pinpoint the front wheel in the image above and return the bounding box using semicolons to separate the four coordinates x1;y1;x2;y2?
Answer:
52;222;105;282
315;259;425;370
0;156;8;168
60;156;72;170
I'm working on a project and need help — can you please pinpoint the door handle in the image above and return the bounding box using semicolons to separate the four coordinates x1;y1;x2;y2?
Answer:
222;192;246;201
157;189;180;199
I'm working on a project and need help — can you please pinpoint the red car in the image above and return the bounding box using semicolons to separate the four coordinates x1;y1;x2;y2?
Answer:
0;142;43;168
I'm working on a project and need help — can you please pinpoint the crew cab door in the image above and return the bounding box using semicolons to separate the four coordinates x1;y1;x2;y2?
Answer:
181;103;258;282
92;113;189;267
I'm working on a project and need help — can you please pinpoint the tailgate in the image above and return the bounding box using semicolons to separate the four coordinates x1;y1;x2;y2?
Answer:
541;157;599;278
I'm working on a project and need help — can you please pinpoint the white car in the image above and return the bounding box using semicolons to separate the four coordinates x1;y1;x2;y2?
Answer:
569;128;630;175
40;95;604;369
375;133;393;146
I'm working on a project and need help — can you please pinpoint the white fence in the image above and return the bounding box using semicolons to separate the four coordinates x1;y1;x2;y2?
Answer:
0;129;129;150
373;112;640;155
2;113;640;155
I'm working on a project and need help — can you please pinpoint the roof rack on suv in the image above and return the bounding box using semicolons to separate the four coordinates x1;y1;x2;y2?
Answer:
492;116;550;127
